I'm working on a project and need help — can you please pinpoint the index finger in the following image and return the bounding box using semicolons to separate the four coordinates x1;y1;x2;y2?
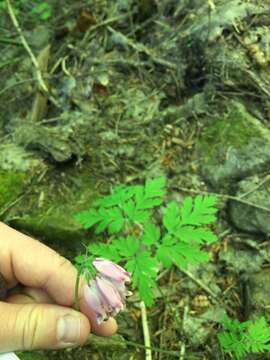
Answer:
0;222;84;306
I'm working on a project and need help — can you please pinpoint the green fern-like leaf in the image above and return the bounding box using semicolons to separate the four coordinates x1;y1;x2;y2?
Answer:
74;208;103;229
94;185;135;208
126;252;158;306
87;243;121;262
134;176;166;210
110;236;140;257
180;195;218;225
246;317;270;353
161;195;218;270
76;177;165;234
141;221;160;245
163;201;181;232
218;315;270;359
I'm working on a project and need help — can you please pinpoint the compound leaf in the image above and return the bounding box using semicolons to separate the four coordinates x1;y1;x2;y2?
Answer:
126;252;158;306
163;201;180;232
108;217;125;234
141;221;160;245
156;243;173;268
135;177;166;210
175;226;218;244
94;185;134;208
74;208;102;229
218;315;270;359
246;317;270;353
95;207;124;234
111;236;140;257
145;176;166;198
87;243;121;262
180;195;218;225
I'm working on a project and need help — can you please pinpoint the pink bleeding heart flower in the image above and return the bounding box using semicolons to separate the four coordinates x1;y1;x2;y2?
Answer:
96;277;124;316
84;258;132;324
84;280;107;324
93;258;131;283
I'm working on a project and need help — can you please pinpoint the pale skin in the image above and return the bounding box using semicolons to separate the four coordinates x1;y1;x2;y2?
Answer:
0;222;117;352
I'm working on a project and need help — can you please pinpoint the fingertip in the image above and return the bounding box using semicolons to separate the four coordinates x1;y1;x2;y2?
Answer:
93;317;118;337
80;296;118;336
79;313;91;344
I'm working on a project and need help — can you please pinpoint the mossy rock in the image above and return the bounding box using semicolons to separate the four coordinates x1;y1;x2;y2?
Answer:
6;162;99;253
229;175;270;234
196;101;270;189
249;269;270;319
0;143;43;217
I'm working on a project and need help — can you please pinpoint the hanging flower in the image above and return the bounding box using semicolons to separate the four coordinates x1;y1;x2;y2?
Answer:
84;258;132;324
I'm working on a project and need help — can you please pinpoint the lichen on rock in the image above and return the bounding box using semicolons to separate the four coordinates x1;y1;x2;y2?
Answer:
196;101;270;189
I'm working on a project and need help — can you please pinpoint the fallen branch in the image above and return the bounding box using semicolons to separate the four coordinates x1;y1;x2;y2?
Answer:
6;0;49;94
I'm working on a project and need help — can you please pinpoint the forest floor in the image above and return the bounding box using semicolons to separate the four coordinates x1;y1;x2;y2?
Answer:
1;1;270;360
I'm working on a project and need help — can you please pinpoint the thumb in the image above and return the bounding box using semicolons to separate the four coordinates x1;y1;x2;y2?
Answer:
0;301;90;352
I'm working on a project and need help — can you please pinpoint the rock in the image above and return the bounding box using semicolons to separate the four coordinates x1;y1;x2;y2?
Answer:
183;315;210;346
229;175;270;234
196;101;270;190
183;1;270;43
248;269;270;319
182;308;226;348
219;242;263;273
0;143;41;172
12;111;95;163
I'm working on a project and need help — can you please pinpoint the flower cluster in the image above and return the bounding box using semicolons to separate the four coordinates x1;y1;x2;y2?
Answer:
84;258;132;324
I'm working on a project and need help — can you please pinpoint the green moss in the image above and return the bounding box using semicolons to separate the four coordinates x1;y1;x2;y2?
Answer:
197;102;263;164
8;162;99;251
16;351;48;360
0;170;27;210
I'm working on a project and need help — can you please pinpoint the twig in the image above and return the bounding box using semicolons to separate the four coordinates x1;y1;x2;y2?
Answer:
81;14;130;46
0;78;36;96
108;26;177;70
0;193;25;218
180;268;219;302
5;0;49;94
179;305;189;360
140;300;152;360
238;174;270;199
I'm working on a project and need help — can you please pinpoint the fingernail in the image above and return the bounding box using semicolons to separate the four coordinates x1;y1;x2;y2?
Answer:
57;315;81;344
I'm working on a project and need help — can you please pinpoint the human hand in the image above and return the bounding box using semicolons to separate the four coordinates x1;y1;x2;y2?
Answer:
0;222;117;352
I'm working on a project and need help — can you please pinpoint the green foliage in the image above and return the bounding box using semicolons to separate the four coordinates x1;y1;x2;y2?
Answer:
31;2;52;20
218;315;270;359
75;177;218;306
0;0;52;20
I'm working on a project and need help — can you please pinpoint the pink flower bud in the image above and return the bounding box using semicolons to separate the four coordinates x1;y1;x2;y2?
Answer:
93;258;131;283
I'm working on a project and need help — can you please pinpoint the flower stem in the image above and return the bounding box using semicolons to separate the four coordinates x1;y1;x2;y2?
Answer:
120;340;180;358
74;268;81;311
